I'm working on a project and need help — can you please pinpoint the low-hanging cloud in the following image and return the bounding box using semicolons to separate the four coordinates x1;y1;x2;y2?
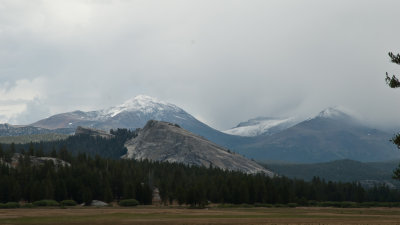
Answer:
0;77;49;123
0;0;400;130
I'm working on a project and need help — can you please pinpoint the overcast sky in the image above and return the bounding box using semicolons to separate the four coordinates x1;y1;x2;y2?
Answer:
1;0;400;130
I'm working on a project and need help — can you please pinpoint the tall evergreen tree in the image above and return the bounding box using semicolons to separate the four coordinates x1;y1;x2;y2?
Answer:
0;144;3;158
386;52;400;180
386;52;400;88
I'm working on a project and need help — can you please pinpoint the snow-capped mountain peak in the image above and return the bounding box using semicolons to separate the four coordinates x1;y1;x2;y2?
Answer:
316;106;354;120
101;95;181;118
318;107;343;118
31;94;196;130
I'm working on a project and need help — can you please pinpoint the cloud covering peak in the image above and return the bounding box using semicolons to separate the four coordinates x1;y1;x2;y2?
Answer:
0;1;400;130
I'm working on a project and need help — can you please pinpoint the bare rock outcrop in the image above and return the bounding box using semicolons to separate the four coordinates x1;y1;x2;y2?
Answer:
123;120;274;176
75;126;114;139
0;153;71;168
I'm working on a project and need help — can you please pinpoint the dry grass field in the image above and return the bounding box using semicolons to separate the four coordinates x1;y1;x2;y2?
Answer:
1;207;400;225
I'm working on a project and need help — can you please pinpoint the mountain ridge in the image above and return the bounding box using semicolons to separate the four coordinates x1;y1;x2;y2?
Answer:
30;95;249;151
2;95;398;164
235;108;400;163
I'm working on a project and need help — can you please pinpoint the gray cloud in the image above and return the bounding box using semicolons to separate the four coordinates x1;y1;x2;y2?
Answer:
0;0;400;130
9;98;50;125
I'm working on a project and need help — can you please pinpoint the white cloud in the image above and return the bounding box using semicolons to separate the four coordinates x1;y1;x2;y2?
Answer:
0;77;45;101
0;77;48;124
0;103;26;123
0;1;400;129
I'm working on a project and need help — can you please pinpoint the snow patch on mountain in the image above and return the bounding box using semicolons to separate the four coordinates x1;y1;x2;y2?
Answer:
100;95;181;118
31;94;201;131
80;95;184;121
318;107;346;118
315;106;359;121
223;117;298;137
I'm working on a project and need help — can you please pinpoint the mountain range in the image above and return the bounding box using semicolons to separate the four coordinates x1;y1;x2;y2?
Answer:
1;95;399;163
237;107;400;162
30;95;246;150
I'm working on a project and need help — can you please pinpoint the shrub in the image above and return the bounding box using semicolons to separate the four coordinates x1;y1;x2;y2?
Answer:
118;199;139;207
239;204;254;208
60;200;77;206
318;201;340;207
0;202;20;208
317;201;359;208
33;200;59;207
287;203;298;208
307;200;318;206
339;201;358;208
296;197;308;206
216;204;252;208
359;202;378;208
216;204;235;208
21;203;34;208
254;203;273;208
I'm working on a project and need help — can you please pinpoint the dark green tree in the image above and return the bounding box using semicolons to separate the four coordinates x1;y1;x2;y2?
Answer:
385;52;400;180
28;142;34;156
0;144;3;158
82;187;93;205
386;52;400;88
103;182;114;203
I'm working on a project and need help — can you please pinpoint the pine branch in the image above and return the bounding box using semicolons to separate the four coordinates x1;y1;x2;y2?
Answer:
385;73;400;88
386;52;400;88
389;52;400;65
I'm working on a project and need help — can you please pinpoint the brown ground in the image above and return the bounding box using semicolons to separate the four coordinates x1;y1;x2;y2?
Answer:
0;206;400;225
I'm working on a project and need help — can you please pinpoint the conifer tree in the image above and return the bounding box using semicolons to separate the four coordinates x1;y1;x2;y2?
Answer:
386;52;400;88
0;144;3;158
385;52;400;180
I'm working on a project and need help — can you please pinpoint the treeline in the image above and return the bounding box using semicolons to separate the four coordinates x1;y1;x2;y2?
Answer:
1;144;400;206
0;128;137;159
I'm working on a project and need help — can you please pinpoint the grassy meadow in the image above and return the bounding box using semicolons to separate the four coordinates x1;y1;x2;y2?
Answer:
1;206;400;225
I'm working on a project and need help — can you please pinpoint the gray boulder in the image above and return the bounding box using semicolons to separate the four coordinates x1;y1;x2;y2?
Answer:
89;200;108;207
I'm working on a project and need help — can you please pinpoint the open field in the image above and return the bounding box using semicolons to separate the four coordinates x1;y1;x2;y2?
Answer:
1;207;400;225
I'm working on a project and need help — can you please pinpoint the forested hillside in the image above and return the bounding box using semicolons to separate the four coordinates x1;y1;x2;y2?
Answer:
264;160;399;185
1;144;400;206
0;128;136;159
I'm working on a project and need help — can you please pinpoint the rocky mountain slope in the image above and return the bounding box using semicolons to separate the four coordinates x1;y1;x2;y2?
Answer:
122;120;273;175
30;95;246;150
236;108;400;163
224;116;298;137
